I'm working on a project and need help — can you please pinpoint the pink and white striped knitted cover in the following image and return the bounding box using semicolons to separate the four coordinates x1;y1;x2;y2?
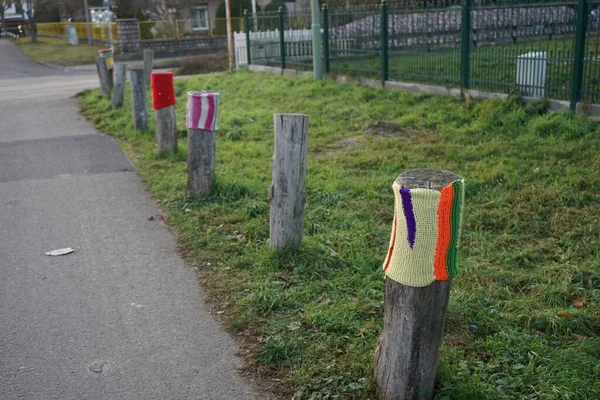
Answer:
186;91;220;131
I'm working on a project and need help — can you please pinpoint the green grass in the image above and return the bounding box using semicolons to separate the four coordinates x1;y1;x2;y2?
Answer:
261;35;600;103
13;37;104;66
79;71;600;399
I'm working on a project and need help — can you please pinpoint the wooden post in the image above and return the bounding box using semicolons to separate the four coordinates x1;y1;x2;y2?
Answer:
269;114;309;251
151;72;177;154
186;91;220;198
374;168;465;400
225;0;234;71
143;49;154;85
111;63;127;109
129;67;148;131
95;56;111;98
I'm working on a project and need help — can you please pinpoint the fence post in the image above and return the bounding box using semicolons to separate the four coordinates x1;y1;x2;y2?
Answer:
269;114;309;251
143;49;154;85
322;4;330;74
186;91;220;198
311;0;323;80
279;7;286;71
571;0;588;111
151;72;177;154
381;0;389;86
130;67;149;132
111;63;127;109
95;56;111;98
460;0;472;91
374;168;465;400
244;10;252;66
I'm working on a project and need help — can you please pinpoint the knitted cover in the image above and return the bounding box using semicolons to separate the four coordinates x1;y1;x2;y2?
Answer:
151;72;176;110
383;179;465;287
186;91;220;131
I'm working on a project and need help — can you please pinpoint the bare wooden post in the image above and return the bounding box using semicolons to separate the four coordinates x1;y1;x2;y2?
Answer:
186;91;220;198
374;168;465;400
143;49;154;84
151;72;177;153
129;67;148;131
95;56;111;98
269;114;309;251
111;63;127;109
107;66;114;94
155;107;177;152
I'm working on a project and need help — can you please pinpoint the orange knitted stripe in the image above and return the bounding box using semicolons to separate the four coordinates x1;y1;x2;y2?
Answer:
434;183;454;280
383;211;397;272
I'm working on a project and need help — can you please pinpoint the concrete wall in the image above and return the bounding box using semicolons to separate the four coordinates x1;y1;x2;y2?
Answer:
140;37;227;58
117;19;226;58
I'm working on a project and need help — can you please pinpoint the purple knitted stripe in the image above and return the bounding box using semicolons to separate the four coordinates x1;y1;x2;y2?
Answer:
400;187;416;249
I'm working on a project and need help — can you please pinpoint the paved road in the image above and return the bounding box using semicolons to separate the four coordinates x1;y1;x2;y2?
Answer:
0;40;264;400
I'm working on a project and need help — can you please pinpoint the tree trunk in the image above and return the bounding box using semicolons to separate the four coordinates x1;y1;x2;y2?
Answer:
374;168;463;400
130;67;148;131
30;24;37;42
188;129;216;198
1;11;5;34
269;114;309;251
143;49;154;85
95;56;111;98
155;105;177;154
111;63;128;109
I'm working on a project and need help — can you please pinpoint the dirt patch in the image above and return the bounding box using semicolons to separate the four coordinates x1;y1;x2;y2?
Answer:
317;137;364;157
363;121;410;138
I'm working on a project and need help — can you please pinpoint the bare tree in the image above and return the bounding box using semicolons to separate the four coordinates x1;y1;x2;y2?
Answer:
1;1;15;33
150;0;192;21
16;0;54;42
146;0;193;38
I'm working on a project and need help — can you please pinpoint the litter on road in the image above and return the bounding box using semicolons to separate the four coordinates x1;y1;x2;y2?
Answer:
45;248;75;256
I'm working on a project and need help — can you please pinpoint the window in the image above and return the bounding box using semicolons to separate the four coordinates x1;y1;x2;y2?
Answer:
191;6;209;31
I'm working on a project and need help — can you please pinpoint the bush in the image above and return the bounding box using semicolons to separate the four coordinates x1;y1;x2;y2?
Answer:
264;1;288;12
175;53;229;76
216;0;258;18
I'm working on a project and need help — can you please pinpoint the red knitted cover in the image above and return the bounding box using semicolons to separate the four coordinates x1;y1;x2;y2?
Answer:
151;72;176;110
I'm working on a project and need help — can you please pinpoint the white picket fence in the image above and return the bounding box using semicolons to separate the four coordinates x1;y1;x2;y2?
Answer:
235;30;354;69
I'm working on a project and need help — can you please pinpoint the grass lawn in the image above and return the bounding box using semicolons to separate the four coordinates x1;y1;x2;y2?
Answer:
13;37;104;66
80;71;600;399
261;35;600;103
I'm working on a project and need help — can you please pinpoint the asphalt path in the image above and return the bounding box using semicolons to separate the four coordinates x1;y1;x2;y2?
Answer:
0;40;264;400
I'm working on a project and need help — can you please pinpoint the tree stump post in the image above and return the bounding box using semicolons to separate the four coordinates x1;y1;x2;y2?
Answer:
143;49;154;85
186;91;220;198
111;63;128;109
95;56;111;98
129;67;148;132
269;114;309;251
151;72;177;153
374;168;465;400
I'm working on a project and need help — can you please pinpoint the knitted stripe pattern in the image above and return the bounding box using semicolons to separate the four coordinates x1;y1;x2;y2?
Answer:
400;187;417;248
186;91;219;131
383;179;465;287
433;183;453;280
447;179;465;278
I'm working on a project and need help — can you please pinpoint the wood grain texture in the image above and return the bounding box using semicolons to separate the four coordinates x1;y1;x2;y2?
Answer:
188;128;216;198
155;105;177;154
129;67;148;132
111;63;127;109
143;49;154;85
95;56;111;98
374;168;462;400
269;114;308;251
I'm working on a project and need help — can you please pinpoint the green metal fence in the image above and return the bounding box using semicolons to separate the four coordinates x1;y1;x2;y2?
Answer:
246;0;600;109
